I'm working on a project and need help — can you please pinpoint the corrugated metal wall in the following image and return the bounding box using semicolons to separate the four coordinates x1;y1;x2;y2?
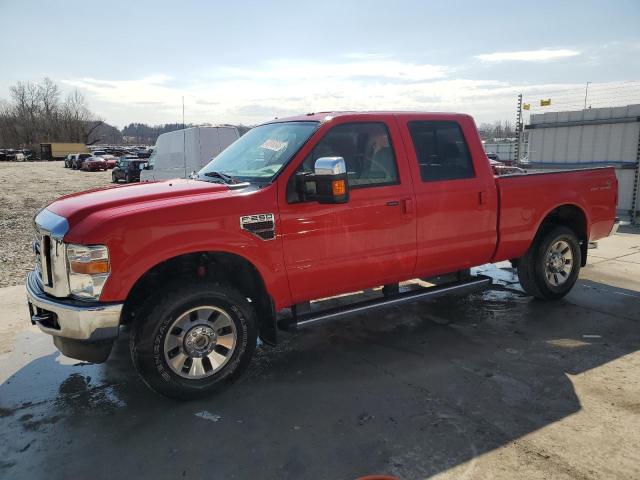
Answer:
526;104;640;214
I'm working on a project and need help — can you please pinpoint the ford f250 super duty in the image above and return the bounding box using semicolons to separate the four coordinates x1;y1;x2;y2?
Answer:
26;112;619;398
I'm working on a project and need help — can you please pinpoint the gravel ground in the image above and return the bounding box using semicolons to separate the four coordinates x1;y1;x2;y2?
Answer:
0;162;111;288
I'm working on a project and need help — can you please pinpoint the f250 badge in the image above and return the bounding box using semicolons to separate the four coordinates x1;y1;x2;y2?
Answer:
240;213;276;241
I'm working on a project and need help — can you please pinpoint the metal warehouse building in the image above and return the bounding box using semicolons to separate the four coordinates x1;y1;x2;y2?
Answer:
526;104;640;218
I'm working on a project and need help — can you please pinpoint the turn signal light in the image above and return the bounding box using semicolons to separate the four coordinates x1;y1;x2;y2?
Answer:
332;179;346;196
69;260;110;275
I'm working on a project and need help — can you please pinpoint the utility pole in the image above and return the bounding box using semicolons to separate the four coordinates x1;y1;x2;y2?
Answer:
632;128;640;225
584;81;591;109
515;93;523;167
182;96;187;176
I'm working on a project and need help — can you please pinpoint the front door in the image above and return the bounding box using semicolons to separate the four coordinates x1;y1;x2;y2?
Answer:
278;118;417;303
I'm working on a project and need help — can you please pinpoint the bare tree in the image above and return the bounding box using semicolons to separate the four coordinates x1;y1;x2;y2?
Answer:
0;78;107;152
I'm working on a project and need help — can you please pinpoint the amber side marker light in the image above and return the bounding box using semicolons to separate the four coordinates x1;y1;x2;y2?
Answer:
69;260;110;275
332;179;346;196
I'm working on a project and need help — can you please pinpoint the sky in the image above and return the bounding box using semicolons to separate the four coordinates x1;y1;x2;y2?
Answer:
1;0;639;128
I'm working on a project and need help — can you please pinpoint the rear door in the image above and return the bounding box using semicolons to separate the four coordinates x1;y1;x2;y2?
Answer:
278;117;417;303
397;115;498;277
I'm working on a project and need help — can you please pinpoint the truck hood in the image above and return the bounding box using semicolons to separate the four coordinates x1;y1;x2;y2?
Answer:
47;179;231;226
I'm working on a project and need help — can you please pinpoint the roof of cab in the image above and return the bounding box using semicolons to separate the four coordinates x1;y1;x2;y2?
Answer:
264;111;474;124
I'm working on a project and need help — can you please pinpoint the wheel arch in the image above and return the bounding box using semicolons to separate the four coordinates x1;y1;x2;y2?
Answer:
121;250;277;345
532;203;589;266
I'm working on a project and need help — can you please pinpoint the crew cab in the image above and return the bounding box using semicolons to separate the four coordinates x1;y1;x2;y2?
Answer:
26;112;618;399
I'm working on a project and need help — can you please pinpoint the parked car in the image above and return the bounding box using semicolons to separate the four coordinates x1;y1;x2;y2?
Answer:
4;149;17;161
81;156;108;171
64;154;74;168
102;154;118;169
26;111;618;399
112;156;146;183
71;153;92;170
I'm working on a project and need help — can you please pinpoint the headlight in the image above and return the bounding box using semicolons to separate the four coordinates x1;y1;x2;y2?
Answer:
66;244;110;300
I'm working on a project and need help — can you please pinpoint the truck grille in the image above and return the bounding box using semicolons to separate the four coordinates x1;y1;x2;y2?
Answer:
33;209;70;297
34;230;53;287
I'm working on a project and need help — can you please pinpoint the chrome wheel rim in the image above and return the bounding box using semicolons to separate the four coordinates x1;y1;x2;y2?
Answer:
545;240;573;287
163;306;237;379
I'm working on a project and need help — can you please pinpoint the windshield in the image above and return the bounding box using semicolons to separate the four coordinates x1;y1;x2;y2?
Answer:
198;121;319;182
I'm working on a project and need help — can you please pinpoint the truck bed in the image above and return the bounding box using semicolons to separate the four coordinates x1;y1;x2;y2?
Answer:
493;167;618;262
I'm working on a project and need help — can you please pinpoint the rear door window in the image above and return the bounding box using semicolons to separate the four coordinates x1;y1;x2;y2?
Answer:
408;121;475;182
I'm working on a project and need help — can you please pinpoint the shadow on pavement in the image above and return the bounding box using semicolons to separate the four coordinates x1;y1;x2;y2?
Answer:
1;269;639;479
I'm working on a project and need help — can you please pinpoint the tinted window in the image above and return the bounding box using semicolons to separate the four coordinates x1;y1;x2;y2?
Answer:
408;121;475;182
300;122;398;187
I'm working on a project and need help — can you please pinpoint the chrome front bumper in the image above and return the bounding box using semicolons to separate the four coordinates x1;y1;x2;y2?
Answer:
26;270;122;362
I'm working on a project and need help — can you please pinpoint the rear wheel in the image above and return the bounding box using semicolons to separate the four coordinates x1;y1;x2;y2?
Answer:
112;173;117;183
125;173;131;183
517;226;581;300
130;282;257;399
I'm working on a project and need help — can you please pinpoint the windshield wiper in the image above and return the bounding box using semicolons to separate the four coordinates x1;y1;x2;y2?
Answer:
199;171;237;184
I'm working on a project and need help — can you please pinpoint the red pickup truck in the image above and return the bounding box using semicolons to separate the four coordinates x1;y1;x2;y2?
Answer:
26;112;618;398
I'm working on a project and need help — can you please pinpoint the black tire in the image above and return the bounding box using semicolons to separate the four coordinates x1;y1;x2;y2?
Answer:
112;173;117;183
125;173;131;183
517;226;581;300
130;281;257;399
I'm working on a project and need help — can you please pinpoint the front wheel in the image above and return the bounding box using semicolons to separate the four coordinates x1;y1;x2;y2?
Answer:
130;282;257;399
517;226;582;300
112;173;117;183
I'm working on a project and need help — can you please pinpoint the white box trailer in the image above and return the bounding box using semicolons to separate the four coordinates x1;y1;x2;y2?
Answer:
141;126;239;181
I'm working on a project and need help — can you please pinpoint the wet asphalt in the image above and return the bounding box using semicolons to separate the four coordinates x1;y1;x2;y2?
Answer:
1;249;639;479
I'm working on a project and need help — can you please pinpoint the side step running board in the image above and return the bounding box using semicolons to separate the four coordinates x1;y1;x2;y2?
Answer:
278;275;492;331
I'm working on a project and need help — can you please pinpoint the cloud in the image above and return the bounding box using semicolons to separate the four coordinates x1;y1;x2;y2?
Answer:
475;49;580;62
63;58;450;125
213;59;448;82
62;56;618;128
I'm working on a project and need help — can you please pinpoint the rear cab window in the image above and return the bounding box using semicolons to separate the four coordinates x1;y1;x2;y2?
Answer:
408;121;475;182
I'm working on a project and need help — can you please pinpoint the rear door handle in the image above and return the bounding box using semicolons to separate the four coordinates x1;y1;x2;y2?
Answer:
386;201;400;207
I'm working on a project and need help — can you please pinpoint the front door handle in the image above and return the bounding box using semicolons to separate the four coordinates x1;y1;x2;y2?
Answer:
386;201;400;207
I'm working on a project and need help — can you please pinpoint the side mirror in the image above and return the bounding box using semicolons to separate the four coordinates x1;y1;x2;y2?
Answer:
295;157;349;204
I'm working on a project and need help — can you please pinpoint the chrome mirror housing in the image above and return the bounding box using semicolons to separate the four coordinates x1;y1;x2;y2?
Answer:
314;156;347;175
